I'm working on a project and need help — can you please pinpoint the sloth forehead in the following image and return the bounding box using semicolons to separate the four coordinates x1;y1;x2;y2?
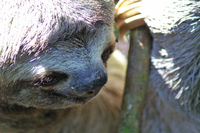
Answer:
0;0;115;65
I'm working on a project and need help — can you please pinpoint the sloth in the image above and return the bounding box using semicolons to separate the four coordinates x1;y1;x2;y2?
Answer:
0;0;125;132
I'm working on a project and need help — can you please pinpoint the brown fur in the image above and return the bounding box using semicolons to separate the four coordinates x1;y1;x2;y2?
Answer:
0;0;125;132
0;52;126;133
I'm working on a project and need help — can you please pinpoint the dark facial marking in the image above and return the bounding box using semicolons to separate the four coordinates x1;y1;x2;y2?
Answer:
101;43;115;63
31;72;68;87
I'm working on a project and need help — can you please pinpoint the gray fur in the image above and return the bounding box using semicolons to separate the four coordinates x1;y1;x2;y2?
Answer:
141;0;200;132
0;0;114;64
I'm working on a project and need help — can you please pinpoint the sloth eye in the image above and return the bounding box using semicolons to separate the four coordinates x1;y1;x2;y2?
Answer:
32;73;68;87
40;75;58;86
101;48;111;62
101;45;114;63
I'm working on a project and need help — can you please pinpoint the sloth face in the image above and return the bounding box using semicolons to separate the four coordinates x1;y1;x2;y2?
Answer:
1;25;115;109
0;0;115;109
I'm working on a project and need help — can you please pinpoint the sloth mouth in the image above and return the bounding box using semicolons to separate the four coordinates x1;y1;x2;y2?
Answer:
45;90;92;104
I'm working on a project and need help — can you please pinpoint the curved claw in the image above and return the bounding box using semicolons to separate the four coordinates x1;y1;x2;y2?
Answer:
115;0;145;39
115;0;141;13
118;14;145;39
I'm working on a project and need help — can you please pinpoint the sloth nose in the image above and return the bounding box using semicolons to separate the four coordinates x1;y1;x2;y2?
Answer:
70;74;107;98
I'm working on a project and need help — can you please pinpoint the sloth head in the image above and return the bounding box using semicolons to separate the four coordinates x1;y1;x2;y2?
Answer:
0;0;115;109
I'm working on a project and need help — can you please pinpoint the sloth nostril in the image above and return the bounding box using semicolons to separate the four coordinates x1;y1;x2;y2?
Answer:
69;72;107;97
87;90;94;95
